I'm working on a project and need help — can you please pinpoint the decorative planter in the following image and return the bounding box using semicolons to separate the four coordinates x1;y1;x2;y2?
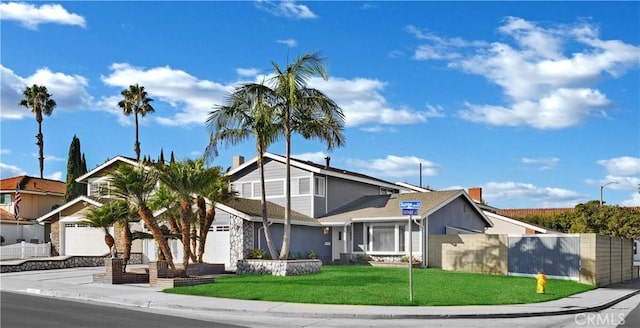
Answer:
237;259;322;276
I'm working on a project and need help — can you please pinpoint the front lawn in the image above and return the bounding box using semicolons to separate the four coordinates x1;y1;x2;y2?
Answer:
164;265;593;306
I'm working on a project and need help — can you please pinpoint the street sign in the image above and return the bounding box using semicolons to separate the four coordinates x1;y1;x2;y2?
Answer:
402;209;418;216
400;201;422;210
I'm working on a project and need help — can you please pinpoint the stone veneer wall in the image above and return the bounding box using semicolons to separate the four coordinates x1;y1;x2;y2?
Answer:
237;259;322;276
50;220;60;256
229;215;254;271
0;253;143;273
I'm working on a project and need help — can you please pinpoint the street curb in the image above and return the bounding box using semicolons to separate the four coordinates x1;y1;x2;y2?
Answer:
19;288;640;320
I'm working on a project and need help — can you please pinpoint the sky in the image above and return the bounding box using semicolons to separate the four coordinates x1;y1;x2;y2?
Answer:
1;1;639;210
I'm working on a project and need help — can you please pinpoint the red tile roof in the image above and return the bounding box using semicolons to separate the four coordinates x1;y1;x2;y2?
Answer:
0;176;66;194
0;208;15;220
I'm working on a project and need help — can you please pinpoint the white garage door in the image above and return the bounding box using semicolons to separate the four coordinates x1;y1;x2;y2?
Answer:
64;223;113;256
203;225;230;269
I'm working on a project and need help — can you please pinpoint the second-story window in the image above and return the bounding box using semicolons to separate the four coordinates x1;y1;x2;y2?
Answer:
297;177;311;195
314;177;325;197
0;193;11;204
89;181;110;197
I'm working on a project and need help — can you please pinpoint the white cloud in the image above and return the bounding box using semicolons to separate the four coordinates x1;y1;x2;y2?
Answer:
483;181;586;208
32;153;66;162
101;63;232;126
255;1;317;19
309;77;441;127
521;157;560;170
359;126;397;133
0;2;86;29
347;155;438;179
410;17;640;129
0;149;11;155
0;163;26;178
236;68;260;77
597;157;640;176
1;65;92;120
621;192;640;207
46;171;63;181
293;151;328;165
276;39;297;48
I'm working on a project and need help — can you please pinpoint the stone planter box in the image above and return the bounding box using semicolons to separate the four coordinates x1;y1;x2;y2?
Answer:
237;259;322;276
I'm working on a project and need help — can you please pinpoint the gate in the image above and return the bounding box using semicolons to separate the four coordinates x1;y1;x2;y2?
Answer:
508;235;580;280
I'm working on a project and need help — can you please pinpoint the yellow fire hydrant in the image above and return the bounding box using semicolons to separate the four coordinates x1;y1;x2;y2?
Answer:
536;272;547;294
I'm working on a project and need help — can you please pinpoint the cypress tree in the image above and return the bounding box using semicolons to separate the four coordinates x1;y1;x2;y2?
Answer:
81;153;88;195
170;151;175;164
158;148;165;165
64;135;84;202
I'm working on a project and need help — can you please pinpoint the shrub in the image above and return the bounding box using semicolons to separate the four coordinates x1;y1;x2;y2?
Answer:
355;254;371;263
307;250;317;259
400;255;421;264
248;248;265;259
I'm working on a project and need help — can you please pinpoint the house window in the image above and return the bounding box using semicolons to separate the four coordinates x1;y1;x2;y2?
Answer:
241;182;252;198
366;224;406;253
298;177;311;195
314;177;325;197
0;193;11;204
89;181;110;197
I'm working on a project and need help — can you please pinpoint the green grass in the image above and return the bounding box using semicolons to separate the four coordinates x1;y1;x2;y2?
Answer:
164;265;593;306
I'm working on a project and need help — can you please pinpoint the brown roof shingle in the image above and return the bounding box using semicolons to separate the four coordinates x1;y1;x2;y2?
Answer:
0;176;65;194
221;198;319;225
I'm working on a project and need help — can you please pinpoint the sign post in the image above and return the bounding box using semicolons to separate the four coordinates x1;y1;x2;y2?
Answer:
400;200;421;302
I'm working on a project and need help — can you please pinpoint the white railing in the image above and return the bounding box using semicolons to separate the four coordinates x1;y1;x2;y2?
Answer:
0;242;51;260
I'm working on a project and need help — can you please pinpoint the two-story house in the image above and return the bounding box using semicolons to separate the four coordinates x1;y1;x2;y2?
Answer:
219;153;492;268
0;176;65;245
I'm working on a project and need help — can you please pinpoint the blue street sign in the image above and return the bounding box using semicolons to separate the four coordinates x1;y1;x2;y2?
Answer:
402;208;418;216
400;201;422;210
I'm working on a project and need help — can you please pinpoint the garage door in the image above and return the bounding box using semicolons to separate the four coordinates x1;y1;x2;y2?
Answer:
64;223;113;256
203;225;230;269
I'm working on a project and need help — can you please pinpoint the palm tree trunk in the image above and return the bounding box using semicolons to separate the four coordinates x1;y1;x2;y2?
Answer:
138;205;175;269
258;153;277;259
122;223;132;272
279;113;292;260
196;196;208;263
37;122;44;179
180;201;191;276
134;111;141;161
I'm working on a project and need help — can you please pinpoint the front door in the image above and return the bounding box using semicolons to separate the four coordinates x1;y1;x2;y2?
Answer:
332;226;350;262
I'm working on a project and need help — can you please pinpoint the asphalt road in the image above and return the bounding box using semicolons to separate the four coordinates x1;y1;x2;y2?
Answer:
0;291;247;328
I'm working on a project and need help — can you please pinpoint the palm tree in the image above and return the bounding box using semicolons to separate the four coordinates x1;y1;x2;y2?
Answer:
118;84;155;161
109;163;176;269
205;82;281;259
19;84;57;178
85;201;127;257
194;165;233;263
156;159;211;274
269;52;346;259
111;200;135;271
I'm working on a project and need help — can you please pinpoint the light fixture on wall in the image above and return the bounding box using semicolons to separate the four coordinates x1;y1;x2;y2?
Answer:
323;227;330;235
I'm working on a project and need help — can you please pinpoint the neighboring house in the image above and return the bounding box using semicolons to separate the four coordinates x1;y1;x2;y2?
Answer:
0;176;65;244
483;212;551;234
37;156;144;257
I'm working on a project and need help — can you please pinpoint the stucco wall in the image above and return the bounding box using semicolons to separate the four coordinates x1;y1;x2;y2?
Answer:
428;234;508;275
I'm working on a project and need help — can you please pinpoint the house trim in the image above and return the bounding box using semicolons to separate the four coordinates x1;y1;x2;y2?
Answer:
36;196;103;223
76;156;141;183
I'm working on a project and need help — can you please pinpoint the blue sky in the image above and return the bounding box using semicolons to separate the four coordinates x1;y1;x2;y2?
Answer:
1;1;639;209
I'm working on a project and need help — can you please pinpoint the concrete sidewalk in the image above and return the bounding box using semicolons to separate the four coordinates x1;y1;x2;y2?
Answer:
1;266;639;320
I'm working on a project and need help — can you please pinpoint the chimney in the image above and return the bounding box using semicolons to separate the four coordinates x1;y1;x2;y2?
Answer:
324;156;331;168
468;187;482;203
232;155;245;169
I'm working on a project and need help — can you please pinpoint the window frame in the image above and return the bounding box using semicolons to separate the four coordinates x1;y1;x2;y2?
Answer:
314;176;325;197
365;223;407;254
0;193;11;205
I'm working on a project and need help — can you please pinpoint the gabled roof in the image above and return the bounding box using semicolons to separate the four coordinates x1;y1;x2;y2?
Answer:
36;196;103;223
76;155;141;183
318;190;493;227
227;152;407;191
0;176;65;195
395;182;433;193
484;211;550;234
217;198;320;226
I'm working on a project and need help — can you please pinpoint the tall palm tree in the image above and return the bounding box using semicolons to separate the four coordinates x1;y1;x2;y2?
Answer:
19;84;57;178
156;159;210;273
205;82;281;259
269;52;346;259
118;84;155;161
109;163;176;269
